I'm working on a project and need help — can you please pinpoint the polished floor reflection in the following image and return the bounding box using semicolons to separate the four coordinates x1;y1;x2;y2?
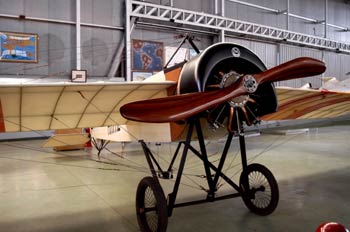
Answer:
0;125;349;232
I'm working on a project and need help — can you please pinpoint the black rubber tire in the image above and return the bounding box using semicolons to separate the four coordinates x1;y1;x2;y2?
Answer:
136;176;168;232
240;163;279;216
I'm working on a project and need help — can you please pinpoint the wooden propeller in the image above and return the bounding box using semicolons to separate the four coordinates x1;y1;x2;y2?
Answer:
121;57;326;123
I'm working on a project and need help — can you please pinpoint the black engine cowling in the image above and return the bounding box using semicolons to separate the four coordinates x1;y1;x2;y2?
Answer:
177;43;278;130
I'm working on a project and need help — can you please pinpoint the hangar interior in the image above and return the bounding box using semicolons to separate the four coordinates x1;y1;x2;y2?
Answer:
0;0;349;232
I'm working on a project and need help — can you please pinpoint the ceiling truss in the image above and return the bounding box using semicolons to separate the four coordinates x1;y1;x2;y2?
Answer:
130;0;350;54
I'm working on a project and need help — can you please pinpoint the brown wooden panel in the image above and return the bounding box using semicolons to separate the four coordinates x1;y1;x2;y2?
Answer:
53;129;86;151
165;66;182;96
164;65;186;140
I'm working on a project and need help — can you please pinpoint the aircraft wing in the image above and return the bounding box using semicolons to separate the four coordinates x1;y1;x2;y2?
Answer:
0;81;175;132
42;133;90;148
261;87;350;120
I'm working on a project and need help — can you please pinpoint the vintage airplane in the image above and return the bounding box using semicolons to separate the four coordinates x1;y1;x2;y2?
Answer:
119;45;328;231
0;42;349;232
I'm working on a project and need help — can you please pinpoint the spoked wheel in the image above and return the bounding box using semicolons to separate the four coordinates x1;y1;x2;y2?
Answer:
240;163;279;216
136;177;168;232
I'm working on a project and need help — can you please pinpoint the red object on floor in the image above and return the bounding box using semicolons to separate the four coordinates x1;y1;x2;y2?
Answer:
0;99;5;132
315;222;348;232
84;128;92;148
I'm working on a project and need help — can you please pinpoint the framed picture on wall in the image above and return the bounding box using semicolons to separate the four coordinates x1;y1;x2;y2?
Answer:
71;70;87;83
132;71;153;81
0;31;39;63
132;39;164;72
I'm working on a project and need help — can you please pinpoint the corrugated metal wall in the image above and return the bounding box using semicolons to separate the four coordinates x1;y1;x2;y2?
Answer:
80;0;123;77
0;0;349;85
324;51;350;80
0;0;123;77
223;0;350;88
279;44;323;87
225;36;350;88
225;0;287;29
225;0;350;42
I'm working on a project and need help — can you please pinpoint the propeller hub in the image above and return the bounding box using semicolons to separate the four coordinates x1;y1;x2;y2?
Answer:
243;75;258;93
218;71;251;107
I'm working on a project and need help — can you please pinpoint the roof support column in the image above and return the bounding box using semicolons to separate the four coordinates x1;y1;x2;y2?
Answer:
286;0;290;31
216;0;225;42
125;0;132;81
76;0;81;70
324;0;328;38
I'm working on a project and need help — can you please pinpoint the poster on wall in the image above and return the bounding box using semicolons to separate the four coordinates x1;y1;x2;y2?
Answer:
132;39;163;71
71;70;87;83
132;71;153;81
0;31;38;63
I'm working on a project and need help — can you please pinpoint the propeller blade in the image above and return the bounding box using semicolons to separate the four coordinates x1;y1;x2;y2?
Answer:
121;57;325;123
121;82;246;123
254;57;326;84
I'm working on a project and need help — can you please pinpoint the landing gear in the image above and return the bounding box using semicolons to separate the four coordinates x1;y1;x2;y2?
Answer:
91;138;110;157
240;163;279;216
136;177;168;232
137;117;279;231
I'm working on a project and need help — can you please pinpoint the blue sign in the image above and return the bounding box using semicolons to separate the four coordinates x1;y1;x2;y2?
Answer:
0;32;38;63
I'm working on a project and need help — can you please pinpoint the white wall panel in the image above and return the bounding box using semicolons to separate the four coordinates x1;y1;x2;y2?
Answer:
225;0;287;29
81;0;123;27
173;0;213;14
0;0;24;15
324;52;350;81
327;0;350;42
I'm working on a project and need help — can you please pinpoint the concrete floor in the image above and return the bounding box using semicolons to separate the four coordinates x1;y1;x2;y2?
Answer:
0;125;349;232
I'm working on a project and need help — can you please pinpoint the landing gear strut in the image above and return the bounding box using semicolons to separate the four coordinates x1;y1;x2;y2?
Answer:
136;116;279;232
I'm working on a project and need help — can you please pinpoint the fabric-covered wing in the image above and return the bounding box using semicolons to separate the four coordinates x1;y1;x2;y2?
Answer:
261;87;350;120
0;82;174;132
42;133;90;148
